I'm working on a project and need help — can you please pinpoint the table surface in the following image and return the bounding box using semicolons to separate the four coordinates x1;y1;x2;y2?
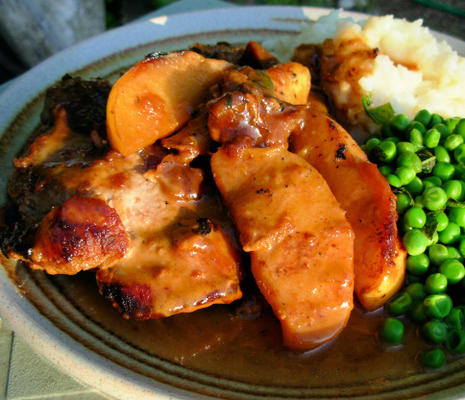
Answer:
1;0;464;399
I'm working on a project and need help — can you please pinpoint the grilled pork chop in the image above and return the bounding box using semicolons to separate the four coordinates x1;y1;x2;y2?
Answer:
2;76;243;319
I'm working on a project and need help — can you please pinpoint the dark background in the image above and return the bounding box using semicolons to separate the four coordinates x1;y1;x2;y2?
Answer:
1;0;464;85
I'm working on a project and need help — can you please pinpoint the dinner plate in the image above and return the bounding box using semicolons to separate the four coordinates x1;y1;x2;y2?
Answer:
1;6;465;400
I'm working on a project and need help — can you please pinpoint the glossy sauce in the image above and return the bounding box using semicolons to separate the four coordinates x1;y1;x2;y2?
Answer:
43;270;430;389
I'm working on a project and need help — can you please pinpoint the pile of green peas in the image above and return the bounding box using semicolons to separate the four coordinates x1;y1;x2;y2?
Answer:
362;109;465;369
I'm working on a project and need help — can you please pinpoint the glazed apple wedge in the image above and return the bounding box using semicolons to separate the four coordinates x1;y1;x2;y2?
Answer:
211;146;355;349
106;51;231;155
290;109;406;311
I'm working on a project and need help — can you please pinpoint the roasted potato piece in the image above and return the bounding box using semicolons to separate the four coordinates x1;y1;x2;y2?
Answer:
211;146;354;349
106;51;231;155
265;62;310;105
290;110;406;311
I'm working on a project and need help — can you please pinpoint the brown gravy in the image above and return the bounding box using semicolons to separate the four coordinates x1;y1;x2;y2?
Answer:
47;270;428;388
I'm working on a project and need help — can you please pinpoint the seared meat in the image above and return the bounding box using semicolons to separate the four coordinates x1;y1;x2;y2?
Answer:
190;41;278;69
94;116;243;319
31;196;128;275
3;76;243;319
2;77;112;258
40;74;111;139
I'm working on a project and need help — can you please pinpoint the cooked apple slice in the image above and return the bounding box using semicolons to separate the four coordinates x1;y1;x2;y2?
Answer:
211;146;354;349
290;110;406;311
106;51;231;155
265;62;311;105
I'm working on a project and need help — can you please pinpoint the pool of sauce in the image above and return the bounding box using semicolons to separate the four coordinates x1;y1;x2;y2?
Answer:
46;270;430;389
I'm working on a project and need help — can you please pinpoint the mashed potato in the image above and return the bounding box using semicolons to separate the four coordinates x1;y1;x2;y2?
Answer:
268;12;465;137
353;16;465;120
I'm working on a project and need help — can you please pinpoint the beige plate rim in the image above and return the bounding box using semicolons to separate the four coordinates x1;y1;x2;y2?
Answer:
1;6;465;400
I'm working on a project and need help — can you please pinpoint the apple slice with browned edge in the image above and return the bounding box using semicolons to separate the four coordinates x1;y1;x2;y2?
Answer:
290;110;406;311
106;51;231;156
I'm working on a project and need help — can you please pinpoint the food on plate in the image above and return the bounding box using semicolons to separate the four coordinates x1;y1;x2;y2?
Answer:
2;75;243;318
2;29;411;351
106;51;231;155
265;62;311;105
361;103;465;367
208;67;354;348
95;116;244;318
290;111;406;310
318;15;465;138
212;147;354;349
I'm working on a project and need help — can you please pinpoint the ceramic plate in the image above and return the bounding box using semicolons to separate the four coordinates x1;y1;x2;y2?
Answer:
1;6;465;400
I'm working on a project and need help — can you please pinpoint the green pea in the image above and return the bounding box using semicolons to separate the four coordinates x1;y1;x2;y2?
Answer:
449;208;465;227
422;187;448;211
365;137;382;153
433;162;455;181
414;195;425;208
458;237;465;256
387;174;402;188
380;317;404;345
406;282;426;301
420;349;446;369
409;128;424;148
455;165;465;181
445;307;464;330
428;244;450;265
397;141;416;154
411;302;428;323
444;134;464;151
458;182;465;201
434;146;451;163
445;117;460;133
391;114;410;132
443;180;463;200
397;151;422;173
395;166;416;185
397;192;412;214
415;109;432;127
438;222;461;245
425;273;448;294
424;294;453;319
446;329;465;354
436;212;449;232
455;119;465;138
404;206;426;228
425;128;441;148
422;320;448;343
375;141;397;163
423;176;442;188
439;259;465;284
436;123;451;136
406;176;424;196
447;246;463;261
454;144;465;165
385;136;400;144
378;165;393;177
430;114;444;127
403;229;429;255
407;254;430;275
388;292;413;316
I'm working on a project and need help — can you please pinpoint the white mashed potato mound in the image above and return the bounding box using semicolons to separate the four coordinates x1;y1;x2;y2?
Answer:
267;12;465;125
351;15;465;119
